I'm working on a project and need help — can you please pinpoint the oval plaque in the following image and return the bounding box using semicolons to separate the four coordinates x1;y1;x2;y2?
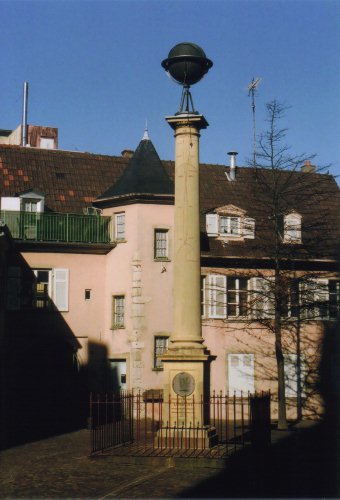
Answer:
172;372;195;397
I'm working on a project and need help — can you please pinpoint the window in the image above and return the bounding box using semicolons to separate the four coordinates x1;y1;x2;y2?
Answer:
205;275;251;318
154;336;169;369
206;212;255;239
219;216;240;236
22;199;38;212
228;353;255;395
227;278;249;317
300;279;340;320
115;213;125;241
154;229;169;260
33;268;69;311
112;295;125;328
85;289;91;300
284;212;302;243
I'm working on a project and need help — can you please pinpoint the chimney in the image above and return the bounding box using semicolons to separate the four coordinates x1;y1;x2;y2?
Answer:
228;151;238;181
21;81;28;147
301;159;316;173
121;149;134;159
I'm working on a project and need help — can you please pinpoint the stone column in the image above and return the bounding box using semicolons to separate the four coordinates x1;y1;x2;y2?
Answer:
158;114;216;447
168;114;207;352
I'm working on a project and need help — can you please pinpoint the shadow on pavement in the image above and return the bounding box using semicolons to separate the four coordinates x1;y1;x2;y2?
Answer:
178;420;339;498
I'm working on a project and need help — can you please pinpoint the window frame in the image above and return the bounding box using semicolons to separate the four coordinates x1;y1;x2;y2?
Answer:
112;295;125;329
154;228;170;261
219;216;241;236
205;274;251;319
153;335;169;370
114;212;125;241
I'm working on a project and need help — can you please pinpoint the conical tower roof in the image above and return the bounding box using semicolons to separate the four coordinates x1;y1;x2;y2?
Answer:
95;136;174;206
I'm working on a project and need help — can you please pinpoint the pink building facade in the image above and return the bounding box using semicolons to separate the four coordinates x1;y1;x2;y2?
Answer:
1;132;339;441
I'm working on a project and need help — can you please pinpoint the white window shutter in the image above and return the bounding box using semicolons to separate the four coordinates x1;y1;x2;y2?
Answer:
1;197;21;211
206;213;219;236
228;353;255;395
243;217;255;239
252;277;274;318
208;274;226;318
53;269;69;311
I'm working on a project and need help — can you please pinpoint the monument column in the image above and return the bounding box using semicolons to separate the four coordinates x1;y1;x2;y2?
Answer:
168;114;207;351
158;43;216;446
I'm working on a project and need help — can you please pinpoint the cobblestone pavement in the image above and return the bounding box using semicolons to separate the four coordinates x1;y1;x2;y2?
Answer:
0;430;221;499
1;422;338;498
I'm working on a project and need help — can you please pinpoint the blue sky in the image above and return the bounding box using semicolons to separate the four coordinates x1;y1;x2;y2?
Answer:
2;0;339;177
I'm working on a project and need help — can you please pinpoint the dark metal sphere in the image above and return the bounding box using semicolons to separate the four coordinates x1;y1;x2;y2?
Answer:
161;42;213;86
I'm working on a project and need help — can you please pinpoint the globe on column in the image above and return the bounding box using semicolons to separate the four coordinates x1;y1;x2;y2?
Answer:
161;42;213;86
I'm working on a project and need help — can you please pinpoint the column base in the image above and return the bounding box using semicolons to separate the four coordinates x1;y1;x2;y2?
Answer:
155;425;218;449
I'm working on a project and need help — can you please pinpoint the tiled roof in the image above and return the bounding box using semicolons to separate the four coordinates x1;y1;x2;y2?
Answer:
0;143;339;261
0;145;128;214
96;138;174;203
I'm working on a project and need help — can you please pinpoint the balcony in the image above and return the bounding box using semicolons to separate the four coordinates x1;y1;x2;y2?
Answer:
0;211;113;244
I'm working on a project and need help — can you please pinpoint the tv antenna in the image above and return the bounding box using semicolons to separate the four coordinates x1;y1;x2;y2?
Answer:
247;77;262;167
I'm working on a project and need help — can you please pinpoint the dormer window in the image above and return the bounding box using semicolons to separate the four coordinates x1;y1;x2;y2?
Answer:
284;212;302;244
219;216;240;236
206;205;255;240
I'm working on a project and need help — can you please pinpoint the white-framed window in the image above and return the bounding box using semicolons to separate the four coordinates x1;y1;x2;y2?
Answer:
33;268;69;312
115;213;125;241
112;295;125;328
219;216;240;236
300;278;339;320
227;277;249;317
228;353;255;395
204;275;251;319
22;199;38;212
206;213;255;239
283;212;302;243
154;336;169;369
284;354;306;398
154;229;169;260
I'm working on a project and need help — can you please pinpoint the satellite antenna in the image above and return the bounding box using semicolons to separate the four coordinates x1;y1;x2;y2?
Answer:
247;77;262;167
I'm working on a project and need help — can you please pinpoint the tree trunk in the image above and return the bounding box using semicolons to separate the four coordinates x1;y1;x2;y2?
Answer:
274;270;288;430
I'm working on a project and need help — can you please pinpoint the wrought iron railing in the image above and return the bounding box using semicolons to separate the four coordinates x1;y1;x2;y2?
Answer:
90;390;271;457
0;210;113;244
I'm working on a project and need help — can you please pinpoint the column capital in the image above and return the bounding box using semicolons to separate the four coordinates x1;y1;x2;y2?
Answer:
165;113;209;131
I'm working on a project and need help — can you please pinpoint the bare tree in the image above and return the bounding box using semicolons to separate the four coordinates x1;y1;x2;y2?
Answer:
247;100;339;429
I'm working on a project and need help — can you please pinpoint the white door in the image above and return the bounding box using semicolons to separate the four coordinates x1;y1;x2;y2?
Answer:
109;359;127;391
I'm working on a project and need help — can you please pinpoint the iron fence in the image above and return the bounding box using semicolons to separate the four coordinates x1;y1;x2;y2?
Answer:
90;390;270;457
0;210;113;244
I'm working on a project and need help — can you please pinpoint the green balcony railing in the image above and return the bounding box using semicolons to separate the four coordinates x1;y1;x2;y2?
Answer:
0;211;113;244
